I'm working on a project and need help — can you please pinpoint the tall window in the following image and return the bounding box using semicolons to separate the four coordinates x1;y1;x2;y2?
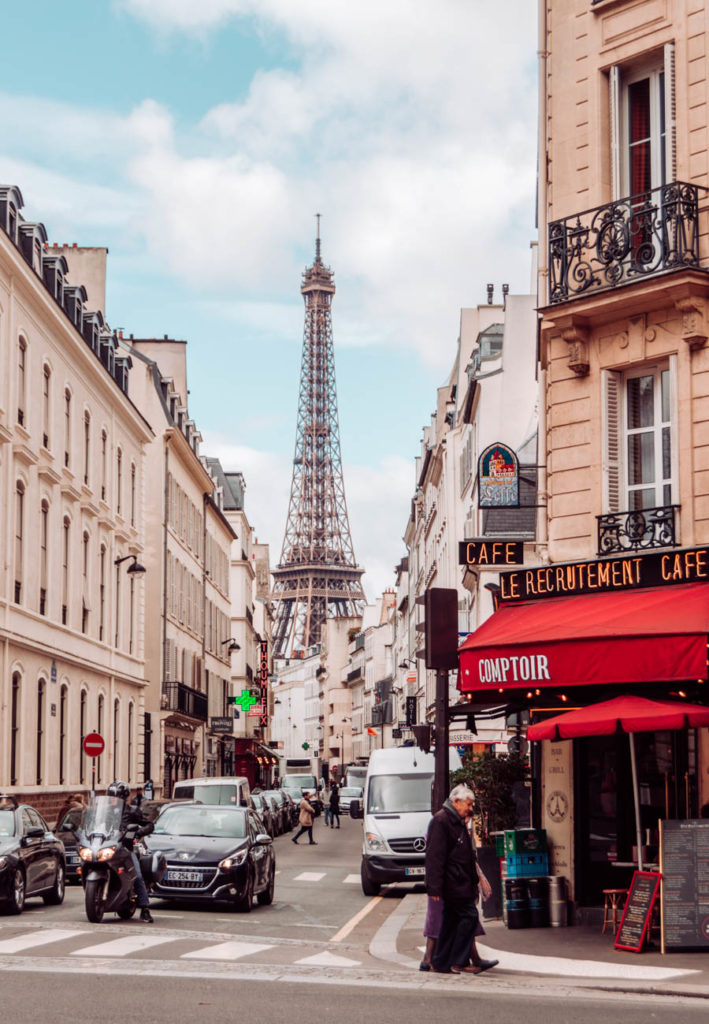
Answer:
59;685;68;785
64;388;71;468
130;463;136;526
97;694;104;784
115;562;121;648
116;448;122;515
82;530;90;634
62;516;70;625
14;482;24;604
10;673;21;786
40;500;49;616
99;544;106;642
113;698;120;777
80;690;87;785
625;70;666;196
42;365;51;448
36;678;45;785
83;410;91;485
101;430;107;501
129;575;135;655
17;337;26;426
127;702;134;782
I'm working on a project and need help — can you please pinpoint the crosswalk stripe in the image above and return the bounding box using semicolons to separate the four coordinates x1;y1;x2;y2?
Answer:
294;872;326;882
343;874;360;884
72;934;176;957
0;929;87;954
181;940;274;961
295;951;361;967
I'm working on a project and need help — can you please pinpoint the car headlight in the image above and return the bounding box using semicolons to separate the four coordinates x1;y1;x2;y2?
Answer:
0;856;7;869
365;831;387;852
219;849;248;870
97;846;116;862
79;847;94;862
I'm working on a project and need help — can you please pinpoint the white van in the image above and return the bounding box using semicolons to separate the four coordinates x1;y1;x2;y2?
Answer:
354;745;461;896
172;776;250;807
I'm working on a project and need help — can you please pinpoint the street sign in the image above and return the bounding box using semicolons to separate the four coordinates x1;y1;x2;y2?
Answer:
83;732;104;757
405;696;417;727
210;716;233;734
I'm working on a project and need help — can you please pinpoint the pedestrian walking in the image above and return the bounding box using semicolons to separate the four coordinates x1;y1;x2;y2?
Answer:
424;783;498;975
329;782;341;828
291;791;317;845
323;784;333;827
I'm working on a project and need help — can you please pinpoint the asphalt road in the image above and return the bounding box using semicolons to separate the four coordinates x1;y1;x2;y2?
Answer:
1;815;707;1022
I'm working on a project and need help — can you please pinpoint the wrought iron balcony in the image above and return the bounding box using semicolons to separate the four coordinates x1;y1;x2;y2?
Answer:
548;182;703;304
162;681;208;721
597;505;679;556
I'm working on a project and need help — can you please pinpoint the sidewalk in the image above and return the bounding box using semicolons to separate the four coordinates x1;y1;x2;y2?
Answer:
387;892;709;997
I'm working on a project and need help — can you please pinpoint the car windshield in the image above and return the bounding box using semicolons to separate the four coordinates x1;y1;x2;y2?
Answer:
154;806;247;839
263;791;284;805
0;810;16;836
367;773;433;813
340;788;363;797
82;796;124;837
283;775;316;789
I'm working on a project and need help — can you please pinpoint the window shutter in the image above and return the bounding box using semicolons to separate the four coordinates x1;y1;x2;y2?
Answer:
610;65;622;199
602;370;622;513
669;353;679;506
664;42;676;183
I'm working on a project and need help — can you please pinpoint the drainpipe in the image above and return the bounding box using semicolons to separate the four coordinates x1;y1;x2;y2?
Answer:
203;493;209;773
536;0;550;564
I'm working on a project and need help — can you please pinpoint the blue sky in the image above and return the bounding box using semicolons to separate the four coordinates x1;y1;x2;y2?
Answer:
2;1;538;597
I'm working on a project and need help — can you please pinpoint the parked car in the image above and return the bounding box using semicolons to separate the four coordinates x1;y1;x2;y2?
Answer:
337;786;364;816
145;803;275;912
0;796;66;914
281;791;298;829
249;794;275;838
172;777;250;807
261;790;289;835
54;806;84;883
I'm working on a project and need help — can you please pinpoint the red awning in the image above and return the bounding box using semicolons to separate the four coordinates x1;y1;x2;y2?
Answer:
458;582;709;698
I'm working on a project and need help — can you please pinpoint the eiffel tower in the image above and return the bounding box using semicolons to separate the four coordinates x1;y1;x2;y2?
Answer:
271;218;365;656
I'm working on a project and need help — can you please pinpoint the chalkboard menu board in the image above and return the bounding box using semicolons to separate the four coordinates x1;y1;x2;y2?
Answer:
661;819;709;951
615;871;661;952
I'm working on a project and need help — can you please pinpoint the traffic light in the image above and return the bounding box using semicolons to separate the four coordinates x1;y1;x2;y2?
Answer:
415;588;458;671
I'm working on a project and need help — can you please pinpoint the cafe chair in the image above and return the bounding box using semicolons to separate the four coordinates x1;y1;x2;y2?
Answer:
602;888;628;934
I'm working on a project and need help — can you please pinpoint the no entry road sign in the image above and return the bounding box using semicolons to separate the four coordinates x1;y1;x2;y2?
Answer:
83;732;105;757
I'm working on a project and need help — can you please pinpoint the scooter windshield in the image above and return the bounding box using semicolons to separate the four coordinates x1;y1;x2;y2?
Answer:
82;796;124;838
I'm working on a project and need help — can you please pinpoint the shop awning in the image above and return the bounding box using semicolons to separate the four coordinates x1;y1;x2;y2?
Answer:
458;582;709;698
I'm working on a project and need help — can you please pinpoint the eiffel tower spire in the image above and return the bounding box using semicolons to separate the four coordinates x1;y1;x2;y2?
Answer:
271;220;365;656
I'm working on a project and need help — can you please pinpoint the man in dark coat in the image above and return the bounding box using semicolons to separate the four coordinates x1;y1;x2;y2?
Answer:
425;783;489;974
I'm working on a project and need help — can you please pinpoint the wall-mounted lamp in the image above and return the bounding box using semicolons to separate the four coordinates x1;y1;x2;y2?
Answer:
398;659;416;669
114;554;146;575
221;638;241;652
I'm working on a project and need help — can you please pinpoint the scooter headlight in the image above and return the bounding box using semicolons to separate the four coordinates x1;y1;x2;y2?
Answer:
97;846;117;862
79;847;95;862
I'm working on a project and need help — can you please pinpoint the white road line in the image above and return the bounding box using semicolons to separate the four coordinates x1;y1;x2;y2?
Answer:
0;930;87;954
295;952;361;967
293;872;326;882
181;940;274;961
331;896;381;943
343;874;359;884
72;935;176;957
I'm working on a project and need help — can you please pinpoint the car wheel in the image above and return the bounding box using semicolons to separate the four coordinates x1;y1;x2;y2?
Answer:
4;869;26;915
43;862;65;905
234;870;253;913
361;859;381;897
257;866;275;906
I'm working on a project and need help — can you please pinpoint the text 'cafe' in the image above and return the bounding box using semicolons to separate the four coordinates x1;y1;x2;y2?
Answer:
458;546;709;908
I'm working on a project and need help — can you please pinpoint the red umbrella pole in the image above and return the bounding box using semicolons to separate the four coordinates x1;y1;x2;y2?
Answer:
629;733;644;871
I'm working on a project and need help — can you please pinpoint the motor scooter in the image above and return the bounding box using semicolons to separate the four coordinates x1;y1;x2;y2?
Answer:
77;795;165;923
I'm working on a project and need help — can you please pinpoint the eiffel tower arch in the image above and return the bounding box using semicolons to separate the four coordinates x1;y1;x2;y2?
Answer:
271;220;365;656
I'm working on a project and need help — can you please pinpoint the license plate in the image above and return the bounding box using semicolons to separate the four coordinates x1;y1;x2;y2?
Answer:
167;870;203;883
66;855;78;864
405;866;425;877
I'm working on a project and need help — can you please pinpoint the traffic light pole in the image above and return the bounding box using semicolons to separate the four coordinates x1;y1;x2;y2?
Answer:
432;668;449;813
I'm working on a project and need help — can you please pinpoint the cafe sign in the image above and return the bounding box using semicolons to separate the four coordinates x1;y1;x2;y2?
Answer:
478;442;519;508
459;539;524;567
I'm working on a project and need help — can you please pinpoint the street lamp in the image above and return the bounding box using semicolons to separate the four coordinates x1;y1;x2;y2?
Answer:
398;659;415;669
221;638;241;652
114;554;146;574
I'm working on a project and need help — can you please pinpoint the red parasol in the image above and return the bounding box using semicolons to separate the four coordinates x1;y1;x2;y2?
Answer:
528;695;709;870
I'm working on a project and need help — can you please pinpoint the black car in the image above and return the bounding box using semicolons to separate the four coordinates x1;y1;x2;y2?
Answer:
0;797;66;914
249;794;276;838
54;806;84;883
261;790;289;834
145;803;275;912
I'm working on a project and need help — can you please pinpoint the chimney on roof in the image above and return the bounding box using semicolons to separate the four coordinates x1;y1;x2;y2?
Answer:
486;283;494;304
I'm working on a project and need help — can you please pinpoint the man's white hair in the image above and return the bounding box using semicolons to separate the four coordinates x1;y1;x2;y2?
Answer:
449;783;475;803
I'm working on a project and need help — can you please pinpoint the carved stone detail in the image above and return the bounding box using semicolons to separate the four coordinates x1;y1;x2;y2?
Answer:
561;322;590;376
675;296;707;351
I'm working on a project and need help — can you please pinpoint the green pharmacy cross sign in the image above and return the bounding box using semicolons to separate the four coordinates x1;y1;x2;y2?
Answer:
232;689;259;711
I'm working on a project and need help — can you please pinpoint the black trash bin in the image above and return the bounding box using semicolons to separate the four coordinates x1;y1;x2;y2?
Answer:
504;877;530;929
527;876;550;927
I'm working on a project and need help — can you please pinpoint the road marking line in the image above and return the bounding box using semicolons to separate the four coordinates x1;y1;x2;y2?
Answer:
72;935;176;957
343;874;359;884
293;872;326;882
181;940;274;961
0;930;87;954
295;951;361;967
331;897;382;943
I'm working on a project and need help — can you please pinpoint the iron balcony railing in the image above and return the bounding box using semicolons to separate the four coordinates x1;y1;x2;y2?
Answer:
597;505;679;556
548;182;703;304
163;681;208;721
